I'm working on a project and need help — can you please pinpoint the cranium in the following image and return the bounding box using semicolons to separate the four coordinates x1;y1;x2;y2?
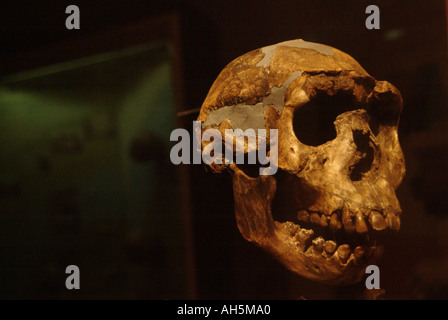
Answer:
197;39;405;285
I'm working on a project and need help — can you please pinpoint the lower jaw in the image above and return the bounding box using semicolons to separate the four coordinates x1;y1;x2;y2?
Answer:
257;221;382;285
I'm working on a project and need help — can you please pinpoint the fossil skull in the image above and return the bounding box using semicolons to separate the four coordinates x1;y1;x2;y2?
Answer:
197;39;405;285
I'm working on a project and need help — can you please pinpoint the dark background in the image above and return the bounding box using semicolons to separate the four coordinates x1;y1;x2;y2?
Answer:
0;0;447;299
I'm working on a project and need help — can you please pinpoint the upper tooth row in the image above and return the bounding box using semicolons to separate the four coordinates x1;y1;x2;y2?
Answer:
297;209;400;233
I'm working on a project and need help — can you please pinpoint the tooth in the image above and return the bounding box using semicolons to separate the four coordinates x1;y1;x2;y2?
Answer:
324;240;337;254
353;246;367;264
320;215;328;228
355;212;368;234
285;221;300;236
297;210;309;222
374;245;384;260
312;237;324;252
310;213;321;225
336;244;351;263
368;211;387;231
295;228;314;242
329;213;342;231
342;208;356;234
386;213;400;231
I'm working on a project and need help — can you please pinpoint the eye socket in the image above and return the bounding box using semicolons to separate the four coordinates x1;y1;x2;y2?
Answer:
293;92;355;146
